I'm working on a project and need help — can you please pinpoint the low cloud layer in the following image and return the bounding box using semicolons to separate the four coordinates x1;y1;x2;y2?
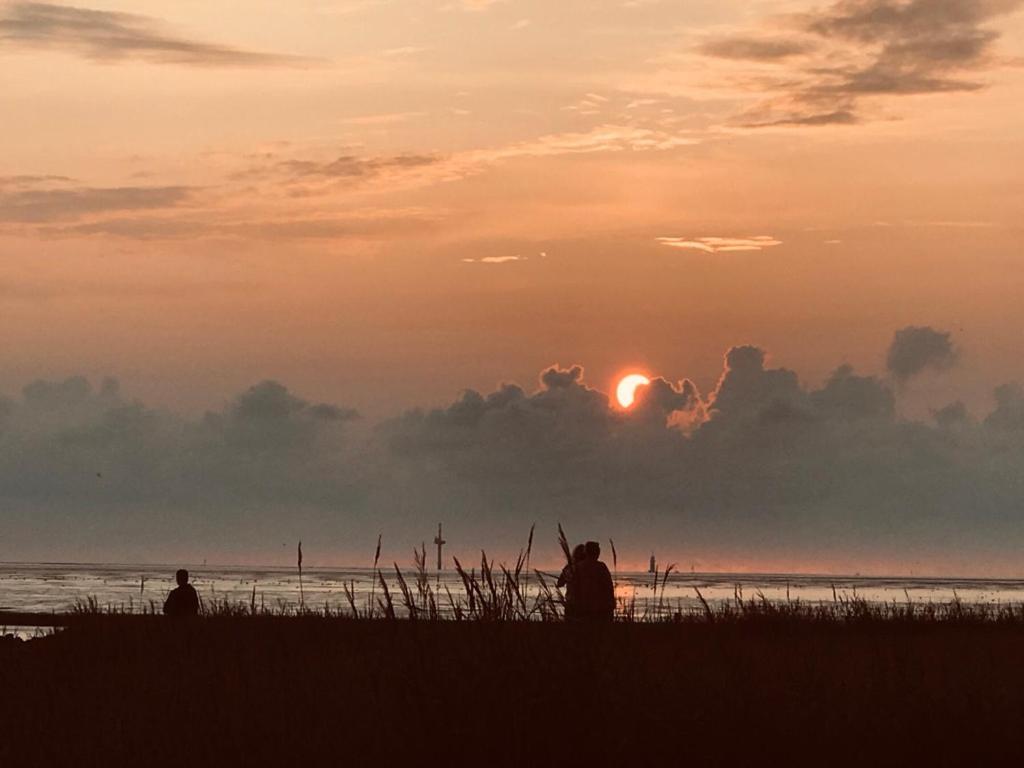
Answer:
5;326;1024;569
0;2;309;67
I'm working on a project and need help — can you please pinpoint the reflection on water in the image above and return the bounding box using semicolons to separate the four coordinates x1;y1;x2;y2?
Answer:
4;562;1024;618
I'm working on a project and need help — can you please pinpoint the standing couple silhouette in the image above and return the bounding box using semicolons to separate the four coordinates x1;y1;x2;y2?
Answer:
557;541;615;622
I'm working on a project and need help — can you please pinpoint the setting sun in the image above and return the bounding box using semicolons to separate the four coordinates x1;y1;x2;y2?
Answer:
616;374;651;408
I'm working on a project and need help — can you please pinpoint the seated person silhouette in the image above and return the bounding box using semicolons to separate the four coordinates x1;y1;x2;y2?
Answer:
572;541;615;622
163;569;200;617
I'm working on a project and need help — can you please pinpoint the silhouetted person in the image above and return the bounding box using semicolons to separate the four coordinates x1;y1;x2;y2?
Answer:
163;569;200;617
573;541;615;622
557;544;587;620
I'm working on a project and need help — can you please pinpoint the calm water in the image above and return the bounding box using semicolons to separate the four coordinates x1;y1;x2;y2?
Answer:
4;562;1024;621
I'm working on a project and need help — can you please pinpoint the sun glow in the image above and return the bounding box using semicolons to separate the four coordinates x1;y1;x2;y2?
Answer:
616;373;650;408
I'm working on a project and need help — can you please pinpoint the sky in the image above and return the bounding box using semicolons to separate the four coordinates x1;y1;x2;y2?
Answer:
2;0;1024;572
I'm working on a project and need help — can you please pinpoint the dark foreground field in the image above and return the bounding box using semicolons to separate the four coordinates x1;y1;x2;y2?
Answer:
4;612;1024;766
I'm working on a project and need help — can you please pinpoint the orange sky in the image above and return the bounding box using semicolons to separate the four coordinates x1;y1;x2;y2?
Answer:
3;2;1024;569
2;0;1023;418
0;0;1021;418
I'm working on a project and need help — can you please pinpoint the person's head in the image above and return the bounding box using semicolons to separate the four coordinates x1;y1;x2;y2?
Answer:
175;569;189;587
584;541;601;560
572;544;586;562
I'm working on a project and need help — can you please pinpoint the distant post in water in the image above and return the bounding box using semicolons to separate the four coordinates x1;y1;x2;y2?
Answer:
649;553;656;574
433;523;446;571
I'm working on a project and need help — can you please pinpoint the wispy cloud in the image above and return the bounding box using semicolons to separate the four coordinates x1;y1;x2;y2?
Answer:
698;36;817;61
470;124;700;163
380;46;427;58
0;2;311;67
441;0;506;11
274;154;440;180
0;182;194;223
657;236;783;253
46;210;440;241
697;0;1024;127
339;111;427;126
230;152;442;187
0;174;75;187
461;254;527;264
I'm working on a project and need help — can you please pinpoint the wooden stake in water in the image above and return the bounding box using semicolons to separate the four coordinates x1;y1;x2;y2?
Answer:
297;540;305;611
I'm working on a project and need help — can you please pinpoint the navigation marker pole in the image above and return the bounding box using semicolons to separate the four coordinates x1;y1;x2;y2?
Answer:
297;540;305;612
434;523;446;571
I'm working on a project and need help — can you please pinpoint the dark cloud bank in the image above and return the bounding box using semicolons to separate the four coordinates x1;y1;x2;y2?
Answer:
3;326;1024;571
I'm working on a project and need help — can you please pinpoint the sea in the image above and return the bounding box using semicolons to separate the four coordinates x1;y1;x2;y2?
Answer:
4;561;1024;634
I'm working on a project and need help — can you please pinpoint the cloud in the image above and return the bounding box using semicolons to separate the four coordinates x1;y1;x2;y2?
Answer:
372;341;1024;563
657;236;782;253
442;0;506;11
698;36;817;60
0;2;310;67
934;400;970;427
47;217;215;239
704;345;805;422
697;0;1024;126
632;377;700;424
0;149;447;240
49;211;440;241
886;325;957;380
461;255;526;264
811;364;895;420
468;124;701;165
6;123;703;243
9;329;1024;567
274;154;440;180
228;152;443;194
0;377;360;513
984;383;1024;430
380;46;427;58
740;110;859;128
0;174;75;187
339;111;427;126
0;183;194;223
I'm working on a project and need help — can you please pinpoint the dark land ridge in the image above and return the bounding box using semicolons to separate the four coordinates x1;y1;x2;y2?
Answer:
4;604;1024;766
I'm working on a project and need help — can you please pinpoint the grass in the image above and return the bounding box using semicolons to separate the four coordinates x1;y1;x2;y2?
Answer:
31;531;1024;631
5;604;1024;765
53;582;1024;625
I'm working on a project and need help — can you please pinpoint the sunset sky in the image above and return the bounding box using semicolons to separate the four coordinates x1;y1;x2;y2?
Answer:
2;0;1024;571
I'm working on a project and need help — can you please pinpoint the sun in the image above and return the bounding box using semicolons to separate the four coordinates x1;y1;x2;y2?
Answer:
616;373;651;408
